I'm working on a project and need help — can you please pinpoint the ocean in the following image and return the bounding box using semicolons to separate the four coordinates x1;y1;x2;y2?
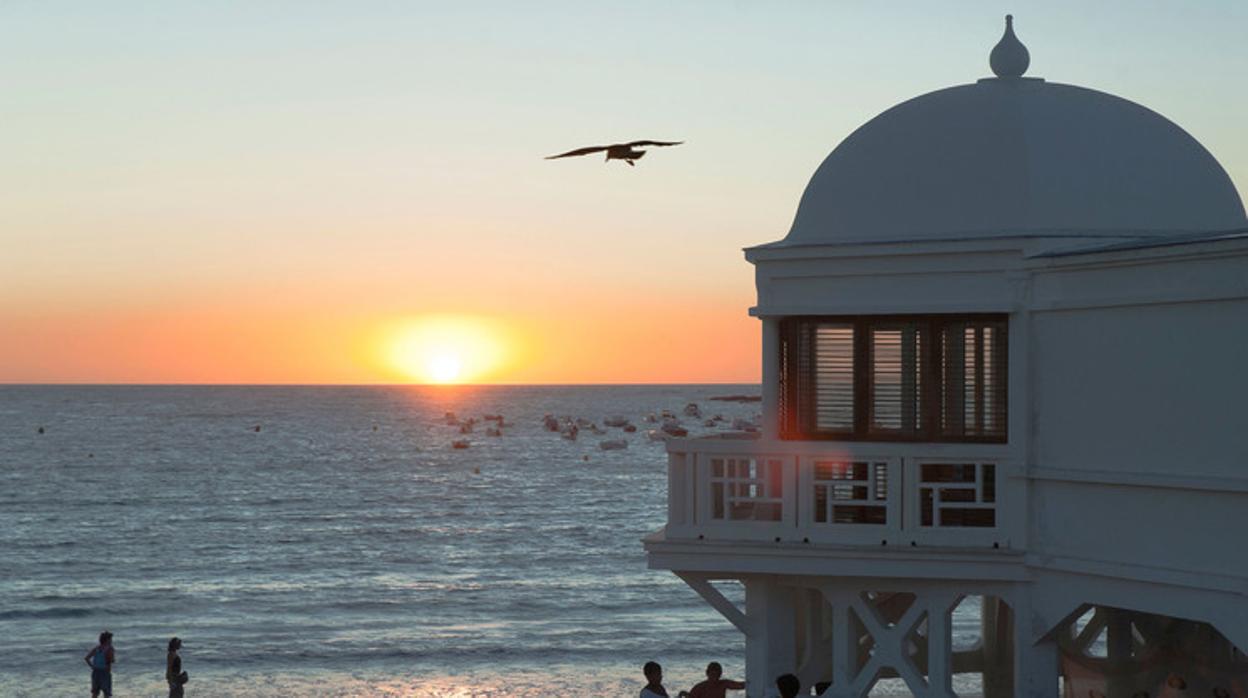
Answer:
0;385;983;697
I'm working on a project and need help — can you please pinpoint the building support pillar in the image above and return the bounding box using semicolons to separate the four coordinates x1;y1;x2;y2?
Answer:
1105;608;1133;698
982;596;1015;698
1013;598;1060;698
745;576;796;698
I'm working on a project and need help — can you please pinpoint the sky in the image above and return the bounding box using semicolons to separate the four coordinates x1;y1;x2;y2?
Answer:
3;1;1246;384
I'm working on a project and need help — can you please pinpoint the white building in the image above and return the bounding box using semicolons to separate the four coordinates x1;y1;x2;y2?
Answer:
645;17;1248;698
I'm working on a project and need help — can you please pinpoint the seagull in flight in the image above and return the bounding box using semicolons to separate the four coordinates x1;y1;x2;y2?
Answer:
545;140;683;166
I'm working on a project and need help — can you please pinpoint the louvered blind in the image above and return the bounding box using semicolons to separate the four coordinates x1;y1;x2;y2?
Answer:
813;324;855;431
938;320;1008;439
780;315;1007;443
869;324;925;437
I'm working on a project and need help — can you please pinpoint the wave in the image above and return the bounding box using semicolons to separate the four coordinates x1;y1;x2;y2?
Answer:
0;606;100;620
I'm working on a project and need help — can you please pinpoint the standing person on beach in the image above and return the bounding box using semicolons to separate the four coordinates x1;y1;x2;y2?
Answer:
166;637;189;697
84;631;115;698
687;662;745;698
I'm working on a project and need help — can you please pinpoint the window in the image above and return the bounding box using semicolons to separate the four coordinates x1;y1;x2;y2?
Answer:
779;315;1008;442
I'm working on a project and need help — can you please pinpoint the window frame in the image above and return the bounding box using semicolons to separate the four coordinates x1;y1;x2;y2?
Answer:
779;314;1009;444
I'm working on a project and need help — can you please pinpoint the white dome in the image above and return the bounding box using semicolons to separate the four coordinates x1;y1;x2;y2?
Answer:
783;77;1247;246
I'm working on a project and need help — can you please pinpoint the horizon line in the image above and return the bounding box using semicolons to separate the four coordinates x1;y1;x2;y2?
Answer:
0;381;761;388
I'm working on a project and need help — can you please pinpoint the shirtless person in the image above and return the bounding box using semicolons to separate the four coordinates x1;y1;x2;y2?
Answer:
687;662;745;698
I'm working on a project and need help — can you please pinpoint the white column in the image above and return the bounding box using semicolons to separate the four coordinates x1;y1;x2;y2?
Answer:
761;316;780;440
1013;599;1060;698
745;576;797;697
925;594;957;698
981;596;1014;698
1105;609;1132;698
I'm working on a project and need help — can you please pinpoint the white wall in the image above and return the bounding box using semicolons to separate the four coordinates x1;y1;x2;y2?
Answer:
1031;298;1248;478
1026;248;1248;580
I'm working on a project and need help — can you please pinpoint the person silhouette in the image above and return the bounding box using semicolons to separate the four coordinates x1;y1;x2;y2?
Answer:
166;637;189;697
687;662;745;698
641;661;688;698
84;631;115;698
775;673;801;698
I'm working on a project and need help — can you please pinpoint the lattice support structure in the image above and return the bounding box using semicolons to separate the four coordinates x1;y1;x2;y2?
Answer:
815;587;962;698
702;578;1065;698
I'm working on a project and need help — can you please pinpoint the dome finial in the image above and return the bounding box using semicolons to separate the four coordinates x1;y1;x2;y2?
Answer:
990;13;1030;78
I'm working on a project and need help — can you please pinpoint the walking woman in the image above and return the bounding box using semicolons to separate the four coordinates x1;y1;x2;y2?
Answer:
166;637;189;697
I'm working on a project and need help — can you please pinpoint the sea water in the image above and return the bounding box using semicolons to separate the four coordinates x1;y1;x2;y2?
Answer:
0;386;979;697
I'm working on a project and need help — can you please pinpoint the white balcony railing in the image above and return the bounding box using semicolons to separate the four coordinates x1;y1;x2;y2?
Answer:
664;436;1020;549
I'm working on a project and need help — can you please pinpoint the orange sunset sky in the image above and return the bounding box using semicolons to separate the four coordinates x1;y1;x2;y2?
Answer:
3;2;1245;384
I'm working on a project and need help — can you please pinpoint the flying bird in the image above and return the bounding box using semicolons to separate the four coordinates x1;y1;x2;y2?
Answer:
545;140;683;166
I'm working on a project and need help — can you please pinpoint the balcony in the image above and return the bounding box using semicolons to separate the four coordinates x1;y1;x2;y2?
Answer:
663;435;1021;550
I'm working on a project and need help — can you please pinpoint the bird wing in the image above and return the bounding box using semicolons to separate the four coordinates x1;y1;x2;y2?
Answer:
625;140;683;148
545;145;609;159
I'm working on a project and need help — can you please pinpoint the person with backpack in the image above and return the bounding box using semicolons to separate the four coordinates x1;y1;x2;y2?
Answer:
84;631;115;698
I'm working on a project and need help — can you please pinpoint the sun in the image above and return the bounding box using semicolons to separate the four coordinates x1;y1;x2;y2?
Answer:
384;315;506;384
426;354;462;383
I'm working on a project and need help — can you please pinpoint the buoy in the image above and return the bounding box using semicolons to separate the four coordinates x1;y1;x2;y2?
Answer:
37;426;45;434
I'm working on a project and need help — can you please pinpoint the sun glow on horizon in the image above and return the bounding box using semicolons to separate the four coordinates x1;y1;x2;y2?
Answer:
385;315;508;384
426;353;463;383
